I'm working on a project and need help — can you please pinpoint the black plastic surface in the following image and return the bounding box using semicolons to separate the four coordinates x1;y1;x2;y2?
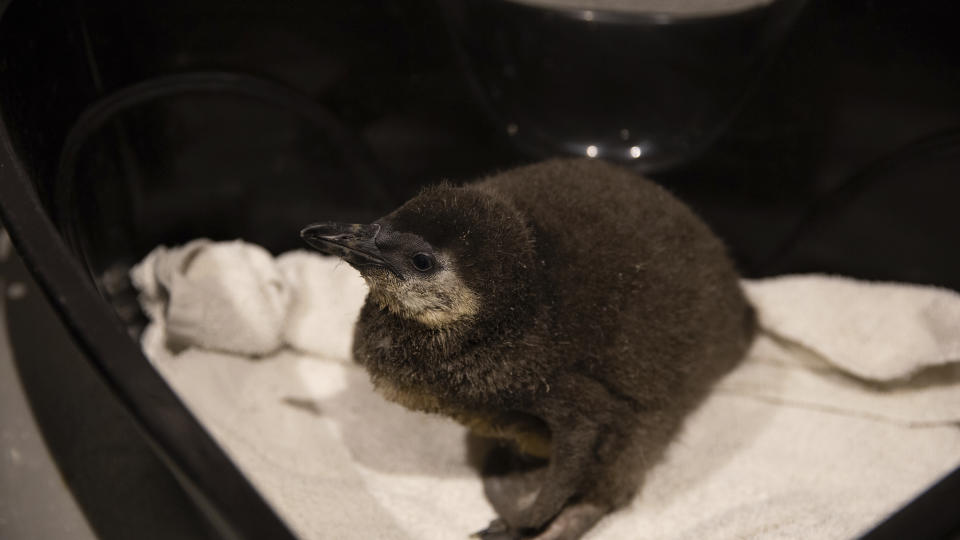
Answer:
1;239;216;540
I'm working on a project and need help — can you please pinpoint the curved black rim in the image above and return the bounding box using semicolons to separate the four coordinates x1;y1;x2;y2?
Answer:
0;100;297;540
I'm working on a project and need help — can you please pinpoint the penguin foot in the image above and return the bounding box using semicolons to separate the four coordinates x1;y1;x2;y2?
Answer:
471;518;523;540
525;501;608;540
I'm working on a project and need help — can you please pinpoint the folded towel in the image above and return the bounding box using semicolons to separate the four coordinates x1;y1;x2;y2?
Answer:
131;240;960;540
131;239;291;356
131;241;367;359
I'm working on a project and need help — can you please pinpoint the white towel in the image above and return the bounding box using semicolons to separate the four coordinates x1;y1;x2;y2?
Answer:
130;239;291;356
130;240;960;540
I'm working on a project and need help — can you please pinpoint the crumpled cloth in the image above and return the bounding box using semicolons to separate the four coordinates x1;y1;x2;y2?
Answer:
131;239;366;359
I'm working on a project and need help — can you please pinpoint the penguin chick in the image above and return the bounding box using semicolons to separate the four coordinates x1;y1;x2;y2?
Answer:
301;158;756;540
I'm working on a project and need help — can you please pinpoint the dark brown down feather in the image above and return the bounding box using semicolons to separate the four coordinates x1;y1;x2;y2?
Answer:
324;158;755;540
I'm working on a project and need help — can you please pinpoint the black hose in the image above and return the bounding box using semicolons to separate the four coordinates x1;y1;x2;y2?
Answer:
54;70;395;237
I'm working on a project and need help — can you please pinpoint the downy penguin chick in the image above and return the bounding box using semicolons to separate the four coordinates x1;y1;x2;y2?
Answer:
301;158;756;540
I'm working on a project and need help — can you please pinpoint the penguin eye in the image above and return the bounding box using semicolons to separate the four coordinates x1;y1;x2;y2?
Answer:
411;252;434;272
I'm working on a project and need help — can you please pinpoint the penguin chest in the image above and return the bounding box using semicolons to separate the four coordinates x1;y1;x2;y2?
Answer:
372;379;446;415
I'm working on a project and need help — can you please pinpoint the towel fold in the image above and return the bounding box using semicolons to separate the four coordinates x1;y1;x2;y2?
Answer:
131;240;367;358
742;275;960;382
131;239;290;355
276;250;367;361
131;240;960;540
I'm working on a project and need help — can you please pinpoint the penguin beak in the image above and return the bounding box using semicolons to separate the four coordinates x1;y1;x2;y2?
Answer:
300;222;400;277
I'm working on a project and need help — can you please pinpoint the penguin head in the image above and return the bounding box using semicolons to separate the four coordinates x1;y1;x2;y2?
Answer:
301;183;536;328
